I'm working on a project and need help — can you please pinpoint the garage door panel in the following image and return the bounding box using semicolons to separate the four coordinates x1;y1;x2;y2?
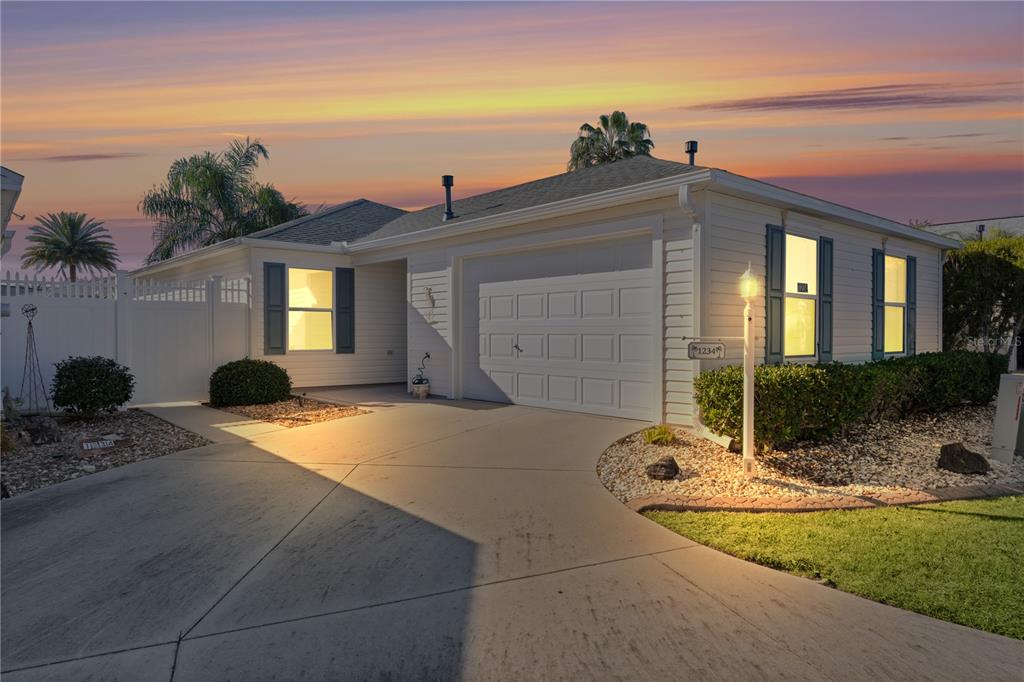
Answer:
620;334;652;363
581;290;616;318
517;373;545;399
517;293;545;319
548;375;579;403
581;334;616;362
490;295;514;320
581;378;617;408
621;287;655;316
517;334;545;359
547;292;578;318
489;334;515;358
488;370;515;396
548;334;578;361
463;241;656;420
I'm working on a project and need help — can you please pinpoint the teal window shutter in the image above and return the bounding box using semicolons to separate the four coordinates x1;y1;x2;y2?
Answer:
906;256;916;355
871;249;885;360
335;267;355;354
818;237;834;363
264;262;286;355
765;224;785;364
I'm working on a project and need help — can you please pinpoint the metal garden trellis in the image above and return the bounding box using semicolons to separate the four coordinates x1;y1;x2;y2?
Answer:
19;303;51;414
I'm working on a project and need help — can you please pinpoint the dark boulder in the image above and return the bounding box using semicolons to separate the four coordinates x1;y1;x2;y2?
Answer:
937;442;990;475
646;456;681;481
20;416;62;446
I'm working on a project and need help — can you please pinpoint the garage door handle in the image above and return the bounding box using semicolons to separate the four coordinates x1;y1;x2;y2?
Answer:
513;343;523;352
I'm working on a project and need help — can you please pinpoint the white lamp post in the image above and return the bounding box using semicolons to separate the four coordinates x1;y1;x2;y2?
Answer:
738;263;758;478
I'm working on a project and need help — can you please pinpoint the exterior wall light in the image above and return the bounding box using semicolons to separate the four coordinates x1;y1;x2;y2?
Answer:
739;262;757;478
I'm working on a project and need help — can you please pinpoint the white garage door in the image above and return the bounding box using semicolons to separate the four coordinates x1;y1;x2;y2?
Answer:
461;239;657;420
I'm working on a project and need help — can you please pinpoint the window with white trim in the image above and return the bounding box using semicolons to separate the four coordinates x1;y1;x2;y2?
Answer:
784;233;817;357
883;255;906;354
287;268;333;351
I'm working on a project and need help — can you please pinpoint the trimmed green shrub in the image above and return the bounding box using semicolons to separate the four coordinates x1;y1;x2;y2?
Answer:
643;424;677;445
209;358;291;407
52;356;135;417
694;351;1004;450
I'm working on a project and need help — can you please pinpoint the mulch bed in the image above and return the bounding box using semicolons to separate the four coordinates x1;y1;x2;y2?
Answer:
1;410;211;498
599;405;1024;510
212;396;367;428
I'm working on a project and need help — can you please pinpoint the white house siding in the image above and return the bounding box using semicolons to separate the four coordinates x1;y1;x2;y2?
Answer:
407;250;453;397
248;246;407;388
662;206;696;426
702;191;941;370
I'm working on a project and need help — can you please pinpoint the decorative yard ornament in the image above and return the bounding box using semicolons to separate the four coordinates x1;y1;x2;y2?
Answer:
411;352;431;399
19;303;51;414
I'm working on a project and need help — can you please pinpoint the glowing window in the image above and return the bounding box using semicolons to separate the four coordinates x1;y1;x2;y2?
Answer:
785;297;816;357
785;234;817;296
883;256;906;354
784;234;818;357
288;268;333;351
884;306;905;354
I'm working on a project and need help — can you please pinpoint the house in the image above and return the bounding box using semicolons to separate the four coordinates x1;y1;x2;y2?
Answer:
133;154;959;426
1;165;24;251
920;215;1024;241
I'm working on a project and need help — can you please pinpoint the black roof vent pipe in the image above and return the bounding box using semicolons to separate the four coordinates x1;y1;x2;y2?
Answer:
441;175;455;221
685;140;698;165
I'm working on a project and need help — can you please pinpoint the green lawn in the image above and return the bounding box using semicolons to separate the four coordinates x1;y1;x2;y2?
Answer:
646;496;1024;639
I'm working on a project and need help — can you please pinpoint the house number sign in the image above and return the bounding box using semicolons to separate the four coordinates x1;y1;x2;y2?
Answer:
687;341;726;359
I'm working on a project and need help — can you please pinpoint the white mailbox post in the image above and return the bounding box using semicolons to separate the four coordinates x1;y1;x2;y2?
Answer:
991;373;1024;464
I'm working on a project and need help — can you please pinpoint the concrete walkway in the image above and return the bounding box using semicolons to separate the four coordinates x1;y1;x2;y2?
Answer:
2;390;1022;680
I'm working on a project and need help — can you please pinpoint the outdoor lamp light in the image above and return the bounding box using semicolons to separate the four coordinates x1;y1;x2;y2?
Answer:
739;263;758;301
739;263;757;478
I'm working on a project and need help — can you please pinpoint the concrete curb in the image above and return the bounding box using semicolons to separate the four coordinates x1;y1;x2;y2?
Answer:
629;482;1024;514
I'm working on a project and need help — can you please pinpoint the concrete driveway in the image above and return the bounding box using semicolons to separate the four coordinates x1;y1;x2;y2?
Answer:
3;388;1022;680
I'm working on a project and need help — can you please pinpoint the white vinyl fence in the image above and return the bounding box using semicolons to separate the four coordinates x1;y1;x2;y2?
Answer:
1;271;251;406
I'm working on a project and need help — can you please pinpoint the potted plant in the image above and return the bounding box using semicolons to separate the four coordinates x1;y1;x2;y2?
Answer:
411;352;430;399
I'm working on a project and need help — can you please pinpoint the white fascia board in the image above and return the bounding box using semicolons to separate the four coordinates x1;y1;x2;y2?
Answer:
343;168;714;253
129;238;244;276
130;237;345;276
239;237;344;253
706;170;961;249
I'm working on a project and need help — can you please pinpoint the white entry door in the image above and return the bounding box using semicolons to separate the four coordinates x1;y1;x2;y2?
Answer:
461;240;657;420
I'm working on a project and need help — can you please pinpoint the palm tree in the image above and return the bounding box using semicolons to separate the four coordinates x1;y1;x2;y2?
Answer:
567;111;654;171
141;137;307;263
20;211;119;282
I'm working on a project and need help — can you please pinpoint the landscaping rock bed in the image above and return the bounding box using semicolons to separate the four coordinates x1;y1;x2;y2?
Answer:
213;396;366;428
599;405;1024;506
1;410;210;498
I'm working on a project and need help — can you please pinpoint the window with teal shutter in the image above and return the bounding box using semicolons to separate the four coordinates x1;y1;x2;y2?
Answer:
817;237;834;363
264;262;286;355
335;267;355;354
906;256;916;355
871;249;885;360
765;225;785;364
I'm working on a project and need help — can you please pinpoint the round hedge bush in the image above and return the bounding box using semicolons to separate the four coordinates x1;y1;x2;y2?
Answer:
52;356;135;417
209;358;291;407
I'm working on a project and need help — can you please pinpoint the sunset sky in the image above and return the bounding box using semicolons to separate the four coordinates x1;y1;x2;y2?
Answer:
2;1;1022;270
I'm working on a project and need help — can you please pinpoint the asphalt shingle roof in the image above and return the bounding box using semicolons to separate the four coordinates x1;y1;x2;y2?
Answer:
353;156;705;243
249;199;407;245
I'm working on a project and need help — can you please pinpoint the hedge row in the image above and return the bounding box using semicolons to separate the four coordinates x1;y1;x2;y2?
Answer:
694;351;1007;450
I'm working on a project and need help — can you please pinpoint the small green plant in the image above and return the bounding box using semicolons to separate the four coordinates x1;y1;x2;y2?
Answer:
209;358;291;407
642;424;677;446
51;356;135;417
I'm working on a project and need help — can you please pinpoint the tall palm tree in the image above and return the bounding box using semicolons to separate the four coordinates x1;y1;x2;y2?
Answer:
141;137;307;263
20;211;119;282
567;111;654;171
